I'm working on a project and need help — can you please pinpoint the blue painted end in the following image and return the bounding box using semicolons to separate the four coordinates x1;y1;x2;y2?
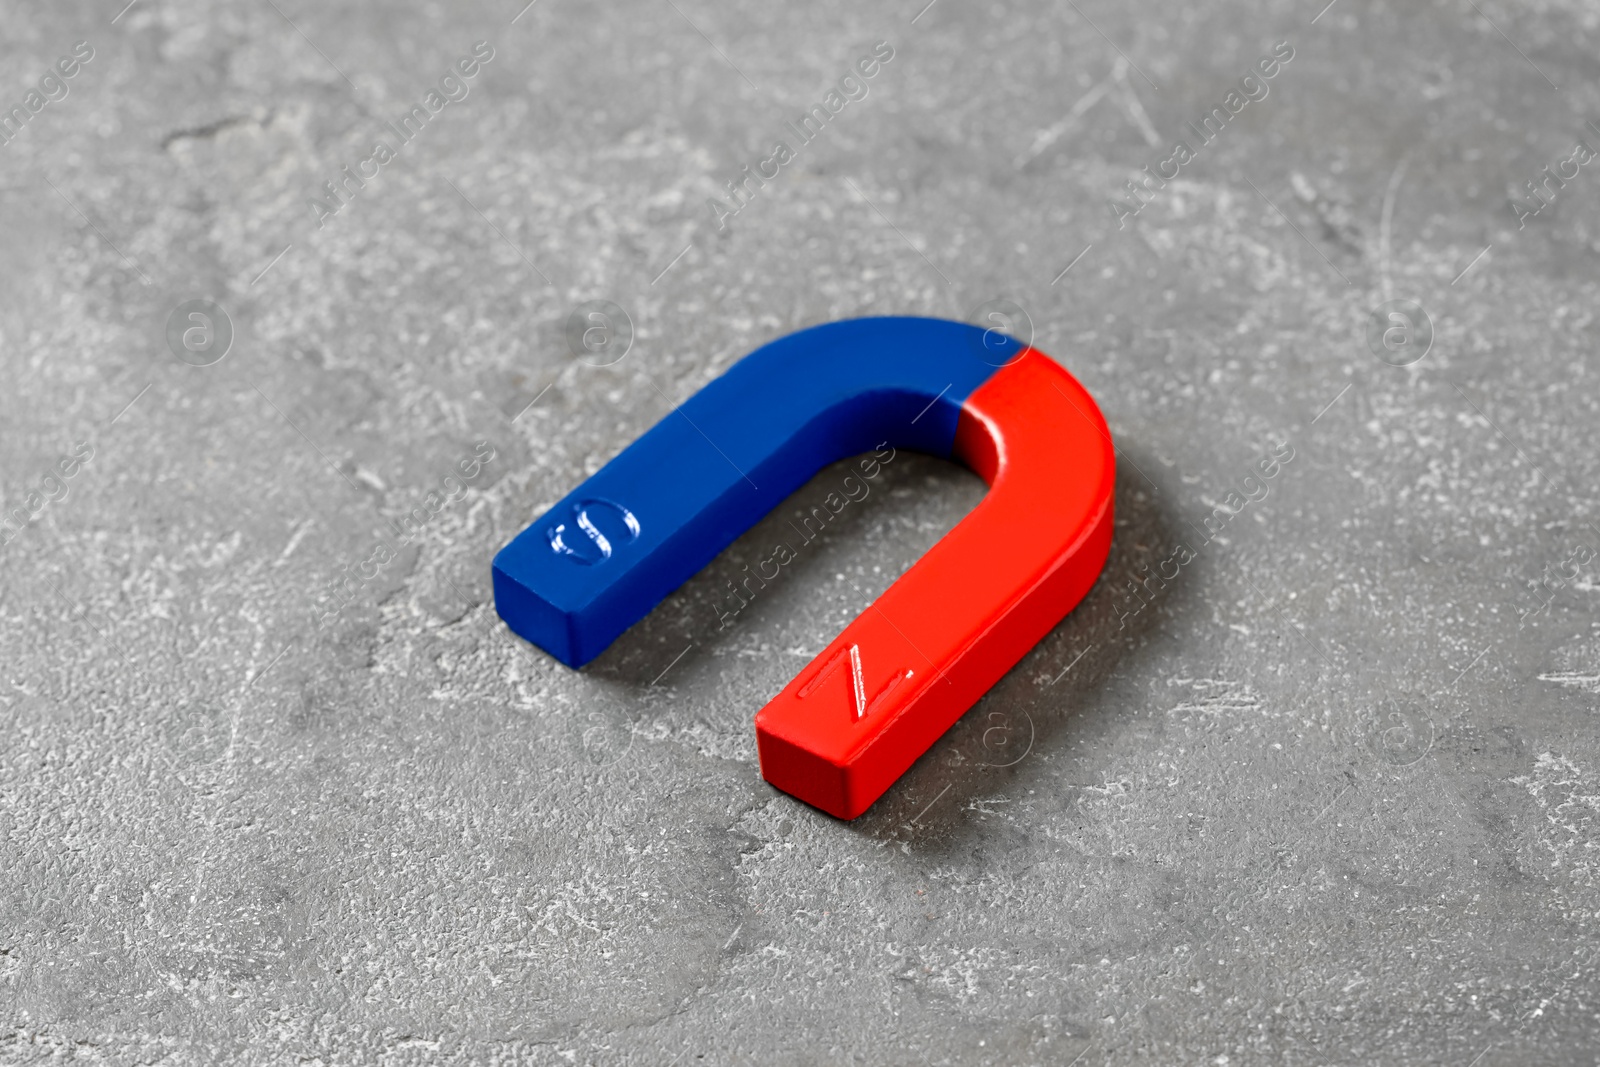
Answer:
492;316;1021;667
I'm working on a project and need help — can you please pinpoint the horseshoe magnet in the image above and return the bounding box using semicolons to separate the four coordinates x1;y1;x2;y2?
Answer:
493;316;1115;818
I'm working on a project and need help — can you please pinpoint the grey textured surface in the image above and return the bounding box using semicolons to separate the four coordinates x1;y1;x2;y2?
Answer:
4;0;1600;1063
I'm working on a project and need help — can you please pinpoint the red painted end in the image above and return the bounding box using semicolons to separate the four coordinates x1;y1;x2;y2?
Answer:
754;349;1116;819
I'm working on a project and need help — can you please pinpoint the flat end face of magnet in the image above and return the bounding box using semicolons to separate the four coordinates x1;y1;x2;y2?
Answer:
755;726;862;820
492;552;582;667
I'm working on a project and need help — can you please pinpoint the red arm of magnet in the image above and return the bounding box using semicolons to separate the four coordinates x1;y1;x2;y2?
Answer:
753;348;1116;819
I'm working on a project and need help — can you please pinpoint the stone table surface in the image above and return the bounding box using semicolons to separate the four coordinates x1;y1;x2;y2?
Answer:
3;0;1600;1063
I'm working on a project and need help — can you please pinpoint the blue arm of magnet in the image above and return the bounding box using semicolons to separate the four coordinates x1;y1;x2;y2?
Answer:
492;315;1019;667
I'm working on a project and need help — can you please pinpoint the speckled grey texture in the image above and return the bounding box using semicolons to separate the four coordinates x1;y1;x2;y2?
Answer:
3;0;1600;1063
